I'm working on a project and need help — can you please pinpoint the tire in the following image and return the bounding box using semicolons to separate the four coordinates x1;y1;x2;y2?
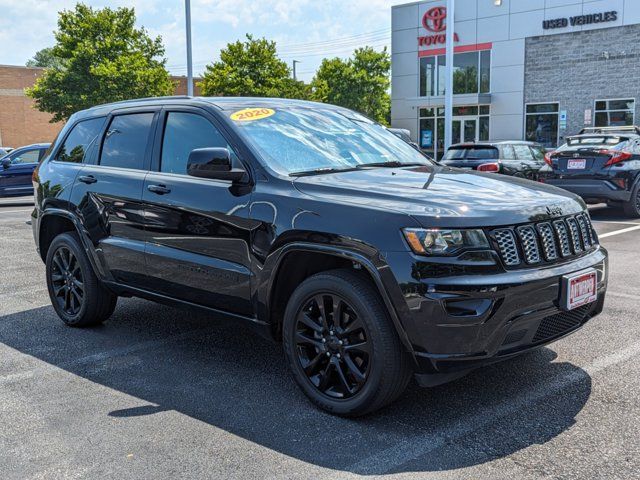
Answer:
45;232;117;327
282;269;412;416
622;181;640;218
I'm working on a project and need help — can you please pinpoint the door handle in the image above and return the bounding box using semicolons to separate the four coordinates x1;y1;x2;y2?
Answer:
78;175;97;184
147;184;171;195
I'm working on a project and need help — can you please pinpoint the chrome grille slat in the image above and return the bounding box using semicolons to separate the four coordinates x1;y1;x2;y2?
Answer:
553;220;572;257
565;217;583;253
494;229;520;266
537;223;558;261
492;214;598;269
516;225;541;264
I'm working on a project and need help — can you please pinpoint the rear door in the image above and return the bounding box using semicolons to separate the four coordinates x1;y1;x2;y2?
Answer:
69;108;158;287
0;147;42;195
142;106;254;315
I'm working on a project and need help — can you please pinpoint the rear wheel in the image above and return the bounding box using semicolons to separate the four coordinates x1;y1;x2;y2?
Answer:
282;269;412;416
46;232;117;327
622;182;640;218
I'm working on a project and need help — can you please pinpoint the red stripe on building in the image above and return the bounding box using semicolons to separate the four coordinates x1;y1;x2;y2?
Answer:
418;42;493;57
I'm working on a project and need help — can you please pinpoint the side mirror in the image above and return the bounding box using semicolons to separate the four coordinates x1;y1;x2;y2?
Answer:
187;148;246;182
1;158;10;169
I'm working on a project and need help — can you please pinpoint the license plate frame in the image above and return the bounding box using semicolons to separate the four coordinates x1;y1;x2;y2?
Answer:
560;269;597;311
567;159;586;170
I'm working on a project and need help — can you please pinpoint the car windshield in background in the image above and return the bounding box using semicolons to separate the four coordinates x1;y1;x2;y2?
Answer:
444;147;498;160
227;107;431;175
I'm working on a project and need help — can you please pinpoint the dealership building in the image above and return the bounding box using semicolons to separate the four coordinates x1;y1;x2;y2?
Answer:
391;0;640;159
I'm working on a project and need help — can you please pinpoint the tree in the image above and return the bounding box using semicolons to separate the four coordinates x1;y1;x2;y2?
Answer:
199;34;308;99
26;4;174;123
311;47;391;124
26;47;66;69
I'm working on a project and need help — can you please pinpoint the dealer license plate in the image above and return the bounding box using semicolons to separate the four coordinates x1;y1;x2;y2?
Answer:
562;269;597;310
567;159;586;169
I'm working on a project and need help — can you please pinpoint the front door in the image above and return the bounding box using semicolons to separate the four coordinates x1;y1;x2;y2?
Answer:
142;107;254;316
452;117;478;144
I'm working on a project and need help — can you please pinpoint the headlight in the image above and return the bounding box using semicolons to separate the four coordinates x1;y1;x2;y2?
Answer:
402;228;489;255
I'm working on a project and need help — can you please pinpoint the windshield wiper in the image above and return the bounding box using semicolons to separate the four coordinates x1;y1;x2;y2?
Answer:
356;161;427;169
289;166;360;177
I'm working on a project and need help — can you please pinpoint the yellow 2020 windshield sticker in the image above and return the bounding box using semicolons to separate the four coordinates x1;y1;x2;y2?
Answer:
230;108;275;122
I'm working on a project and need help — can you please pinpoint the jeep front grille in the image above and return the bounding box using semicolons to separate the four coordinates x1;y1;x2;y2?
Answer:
490;213;597;268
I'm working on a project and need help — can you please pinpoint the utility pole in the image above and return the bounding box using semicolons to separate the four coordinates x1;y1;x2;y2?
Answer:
292;60;300;81
444;0;455;151
185;0;194;96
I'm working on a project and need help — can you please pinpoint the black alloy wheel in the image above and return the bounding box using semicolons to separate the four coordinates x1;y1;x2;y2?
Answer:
45;232;117;327
283;269;412;416
623;181;640;218
294;293;371;399
50;246;84;316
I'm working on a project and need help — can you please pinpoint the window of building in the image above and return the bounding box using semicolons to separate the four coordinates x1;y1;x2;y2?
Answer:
594;99;635;127
56;117;105;163
161;112;234;175
100;113;154;170
419;104;490;160
420;50;491;97
525;103;559;148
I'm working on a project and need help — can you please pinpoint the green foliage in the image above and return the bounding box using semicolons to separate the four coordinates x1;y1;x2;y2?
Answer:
26;3;174;122
199;35;308;99
26;47;66;69
311;47;391;124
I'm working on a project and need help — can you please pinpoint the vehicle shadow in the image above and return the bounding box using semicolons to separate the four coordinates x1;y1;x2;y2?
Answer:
589;204;637;222
0;299;592;475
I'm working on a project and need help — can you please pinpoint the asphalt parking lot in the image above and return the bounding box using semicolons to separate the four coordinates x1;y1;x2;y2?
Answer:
1;196;639;480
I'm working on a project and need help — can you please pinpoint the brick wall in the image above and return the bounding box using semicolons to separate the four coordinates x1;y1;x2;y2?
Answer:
524;24;640;142
0;65;201;148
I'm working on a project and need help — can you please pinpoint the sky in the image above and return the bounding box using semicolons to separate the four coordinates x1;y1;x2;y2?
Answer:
0;0;407;83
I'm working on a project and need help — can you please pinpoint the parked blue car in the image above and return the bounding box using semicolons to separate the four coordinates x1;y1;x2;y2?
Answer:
0;143;50;197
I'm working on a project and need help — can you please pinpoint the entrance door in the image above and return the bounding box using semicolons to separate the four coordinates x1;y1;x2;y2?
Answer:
452;117;478;144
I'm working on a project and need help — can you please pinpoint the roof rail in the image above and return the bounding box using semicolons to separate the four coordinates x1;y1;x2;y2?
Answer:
578;125;640;135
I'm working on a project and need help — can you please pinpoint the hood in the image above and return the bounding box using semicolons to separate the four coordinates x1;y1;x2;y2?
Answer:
292;165;585;228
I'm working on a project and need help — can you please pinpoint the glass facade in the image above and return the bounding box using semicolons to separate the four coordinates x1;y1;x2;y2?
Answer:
594;99;635;127
525;103;559;148
420;50;491;97
419;105;490;160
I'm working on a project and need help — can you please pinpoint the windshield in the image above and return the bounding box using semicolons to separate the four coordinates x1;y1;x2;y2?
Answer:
227;106;431;175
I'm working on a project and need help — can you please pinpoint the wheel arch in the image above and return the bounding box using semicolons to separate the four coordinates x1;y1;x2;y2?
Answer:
261;242;415;356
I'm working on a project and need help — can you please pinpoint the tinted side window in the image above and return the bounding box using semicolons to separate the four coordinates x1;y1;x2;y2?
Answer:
100;113;154;170
465;147;498;160
501;145;516;160
513;145;534;160
9;149;40;164
161;112;233;174
56;117;105;163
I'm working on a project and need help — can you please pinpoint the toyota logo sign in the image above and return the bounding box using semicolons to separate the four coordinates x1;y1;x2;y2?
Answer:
422;6;447;32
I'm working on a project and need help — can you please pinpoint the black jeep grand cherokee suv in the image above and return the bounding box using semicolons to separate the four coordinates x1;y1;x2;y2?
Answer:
32;97;608;416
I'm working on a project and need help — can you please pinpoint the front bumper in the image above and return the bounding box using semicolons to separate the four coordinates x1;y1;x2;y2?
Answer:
384;247;608;378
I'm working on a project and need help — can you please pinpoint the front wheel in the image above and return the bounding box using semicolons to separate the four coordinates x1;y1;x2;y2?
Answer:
45;232;117;327
282;269;412;416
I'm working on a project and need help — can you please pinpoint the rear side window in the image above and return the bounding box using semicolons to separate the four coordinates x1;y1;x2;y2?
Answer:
56;117;105;163
161;112;233;174
513;145;534;160
100;113;154;170
501;145;516;159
